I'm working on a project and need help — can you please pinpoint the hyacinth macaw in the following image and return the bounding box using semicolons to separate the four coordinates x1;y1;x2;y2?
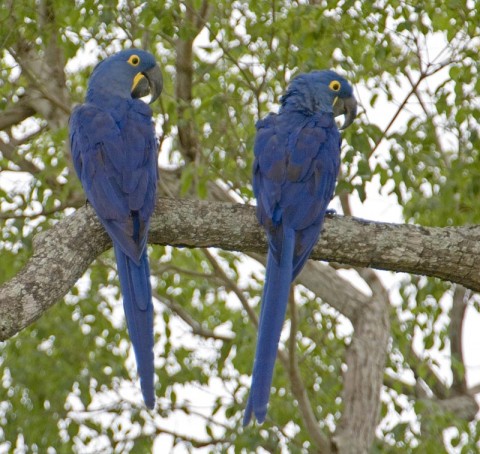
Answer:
69;49;163;408
244;70;357;425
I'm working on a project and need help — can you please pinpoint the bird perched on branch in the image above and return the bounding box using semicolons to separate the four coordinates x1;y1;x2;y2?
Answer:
69;49;163;408
244;70;357;425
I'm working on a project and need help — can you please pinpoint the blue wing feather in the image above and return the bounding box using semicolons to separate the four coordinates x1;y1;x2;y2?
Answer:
245;109;341;424
244;228;295;425
114;245;155;408
70;101;157;263
70;97;158;408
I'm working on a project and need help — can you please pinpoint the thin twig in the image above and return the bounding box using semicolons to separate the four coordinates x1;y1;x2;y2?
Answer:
202;249;259;328
153;290;234;342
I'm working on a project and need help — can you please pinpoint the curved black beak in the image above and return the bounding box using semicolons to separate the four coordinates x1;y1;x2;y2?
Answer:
131;64;163;104
333;95;357;130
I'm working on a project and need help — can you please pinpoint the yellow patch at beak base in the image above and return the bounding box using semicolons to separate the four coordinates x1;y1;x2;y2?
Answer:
131;73;145;92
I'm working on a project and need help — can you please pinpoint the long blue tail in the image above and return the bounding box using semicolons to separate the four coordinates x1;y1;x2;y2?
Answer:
243;228;295;425
114;244;155;409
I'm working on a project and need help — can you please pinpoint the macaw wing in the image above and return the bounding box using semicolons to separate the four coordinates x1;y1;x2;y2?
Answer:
253;112;341;276
287;117;341;277
283;118;340;230
69;103;157;263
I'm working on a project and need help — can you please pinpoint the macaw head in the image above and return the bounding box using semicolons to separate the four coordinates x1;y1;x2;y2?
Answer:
87;49;163;104
281;70;357;129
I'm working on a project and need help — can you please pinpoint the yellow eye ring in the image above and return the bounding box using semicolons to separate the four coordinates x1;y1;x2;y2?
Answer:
128;55;140;66
329;80;341;91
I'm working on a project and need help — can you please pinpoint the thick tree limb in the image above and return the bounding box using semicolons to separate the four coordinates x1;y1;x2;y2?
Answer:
2;197;480;341
174;1;209;163
149;198;480;292
295;260;368;322
0;204;107;340
333;272;390;454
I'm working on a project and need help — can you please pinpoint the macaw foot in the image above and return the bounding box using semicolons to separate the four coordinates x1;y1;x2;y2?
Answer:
325;208;336;217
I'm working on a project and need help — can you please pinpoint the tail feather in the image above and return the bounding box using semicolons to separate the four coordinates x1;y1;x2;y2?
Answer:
114;244;155;408
243;228;295;425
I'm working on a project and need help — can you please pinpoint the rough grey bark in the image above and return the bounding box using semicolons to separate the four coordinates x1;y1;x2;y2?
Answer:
151;198;480;292
2;196;480;341
174;0;210;163
0;204;108;340
333;271;390;454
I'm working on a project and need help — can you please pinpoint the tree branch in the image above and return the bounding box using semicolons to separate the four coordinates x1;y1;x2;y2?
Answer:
333;269;390;453
0;96;36;132
154;290;234;342
0;202;107;340
174;0;209;163
202;249;259;327
450;285;468;394
2;197;480;340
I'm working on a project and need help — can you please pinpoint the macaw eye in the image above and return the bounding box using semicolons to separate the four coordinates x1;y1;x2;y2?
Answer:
329;80;341;91
128;55;140;66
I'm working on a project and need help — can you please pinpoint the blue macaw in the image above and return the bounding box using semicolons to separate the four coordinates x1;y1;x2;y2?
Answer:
244;70;357;425
69;49;163;409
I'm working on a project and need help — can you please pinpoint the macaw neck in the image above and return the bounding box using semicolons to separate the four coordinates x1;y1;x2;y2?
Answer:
86;86;131;107
86;66;133;106
85;88;152;125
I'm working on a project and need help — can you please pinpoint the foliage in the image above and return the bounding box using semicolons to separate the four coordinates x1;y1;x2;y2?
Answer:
1;0;479;452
